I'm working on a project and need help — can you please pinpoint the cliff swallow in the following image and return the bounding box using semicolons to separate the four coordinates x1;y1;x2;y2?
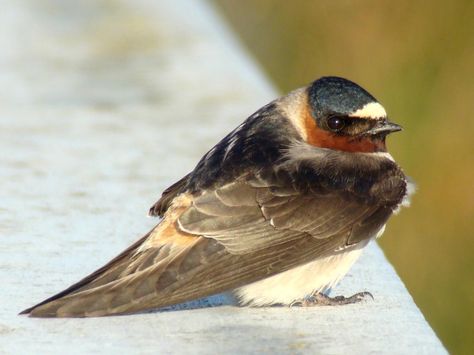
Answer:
21;76;413;317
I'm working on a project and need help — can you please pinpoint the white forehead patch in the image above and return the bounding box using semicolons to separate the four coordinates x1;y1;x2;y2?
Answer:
349;102;387;119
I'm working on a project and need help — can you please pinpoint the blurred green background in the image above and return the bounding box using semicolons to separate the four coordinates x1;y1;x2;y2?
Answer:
213;1;474;354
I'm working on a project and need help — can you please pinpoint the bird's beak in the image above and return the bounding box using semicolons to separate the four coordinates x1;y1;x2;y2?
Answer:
366;120;402;136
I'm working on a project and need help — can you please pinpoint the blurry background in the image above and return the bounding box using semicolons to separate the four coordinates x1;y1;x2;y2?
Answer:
213;1;474;353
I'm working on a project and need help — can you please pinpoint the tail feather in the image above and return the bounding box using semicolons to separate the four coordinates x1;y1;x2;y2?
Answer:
21;235;223;317
19;228;154;316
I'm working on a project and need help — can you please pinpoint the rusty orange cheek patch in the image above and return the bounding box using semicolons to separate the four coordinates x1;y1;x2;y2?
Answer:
303;108;386;153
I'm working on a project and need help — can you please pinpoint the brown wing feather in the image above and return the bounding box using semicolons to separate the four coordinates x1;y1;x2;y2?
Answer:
22;193;197;317
26;231;210;317
22;172;396;317
178;178;385;254
25;229;346;317
19;229;153;315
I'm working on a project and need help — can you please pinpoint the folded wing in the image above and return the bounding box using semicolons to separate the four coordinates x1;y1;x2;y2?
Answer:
22;172;395;317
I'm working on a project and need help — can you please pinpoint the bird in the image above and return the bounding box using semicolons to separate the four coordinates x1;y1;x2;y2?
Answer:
21;76;414;317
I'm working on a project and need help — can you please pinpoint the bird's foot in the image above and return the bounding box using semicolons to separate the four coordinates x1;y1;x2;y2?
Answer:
290;291;373;307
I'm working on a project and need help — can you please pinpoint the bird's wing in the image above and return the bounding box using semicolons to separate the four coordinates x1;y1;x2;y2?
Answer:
22;174;391;318
178;177;391;254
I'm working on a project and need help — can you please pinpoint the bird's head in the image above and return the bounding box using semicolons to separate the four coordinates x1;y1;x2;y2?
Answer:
299;76;401;153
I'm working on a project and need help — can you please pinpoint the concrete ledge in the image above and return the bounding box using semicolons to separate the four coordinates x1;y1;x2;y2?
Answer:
1;0;445;353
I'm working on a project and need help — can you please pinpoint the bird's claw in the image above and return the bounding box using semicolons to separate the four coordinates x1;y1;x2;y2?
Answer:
290;291;374;307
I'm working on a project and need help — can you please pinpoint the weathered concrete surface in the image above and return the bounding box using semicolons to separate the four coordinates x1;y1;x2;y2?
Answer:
0;0;445;354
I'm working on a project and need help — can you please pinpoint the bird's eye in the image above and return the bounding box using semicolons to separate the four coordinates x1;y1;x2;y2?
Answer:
327;116;346;131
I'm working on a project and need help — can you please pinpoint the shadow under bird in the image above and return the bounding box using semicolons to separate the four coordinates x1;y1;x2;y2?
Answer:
21;76;413;317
